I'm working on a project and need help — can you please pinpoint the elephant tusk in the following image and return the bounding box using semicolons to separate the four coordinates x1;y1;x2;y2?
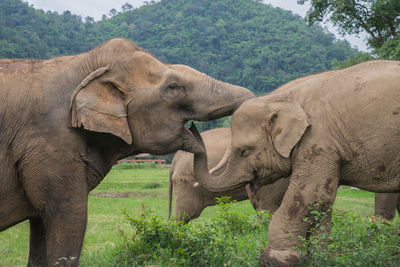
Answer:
193;182;199;187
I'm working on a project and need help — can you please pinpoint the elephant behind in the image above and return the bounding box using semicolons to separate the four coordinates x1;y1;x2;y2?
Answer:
0;38;254;266
168;127;290;222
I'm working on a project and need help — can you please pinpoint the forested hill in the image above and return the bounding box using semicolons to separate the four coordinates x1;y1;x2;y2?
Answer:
0;0;356;94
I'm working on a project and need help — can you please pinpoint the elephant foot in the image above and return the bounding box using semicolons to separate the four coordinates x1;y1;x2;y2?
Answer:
259;246;300;267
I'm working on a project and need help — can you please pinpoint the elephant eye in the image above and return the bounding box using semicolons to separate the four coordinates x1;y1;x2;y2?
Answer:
168;83;182;90
160;81;188;105
240;148;249;157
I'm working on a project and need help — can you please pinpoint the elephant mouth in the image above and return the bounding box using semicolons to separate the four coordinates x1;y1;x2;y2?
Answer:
183;124;195;136
252;170;258;181
180;122;205;154
248;170;259;193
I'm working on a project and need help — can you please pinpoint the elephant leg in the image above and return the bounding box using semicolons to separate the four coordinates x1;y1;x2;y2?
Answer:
259;153;340;266
44;192;88;266
28;217;47;267
396;193;400;216
20;159;90;266
375;193;397;220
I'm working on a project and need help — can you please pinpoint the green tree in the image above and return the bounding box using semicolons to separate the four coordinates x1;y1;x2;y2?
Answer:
109;8;117;17
122;2;134;12
298;0;400;59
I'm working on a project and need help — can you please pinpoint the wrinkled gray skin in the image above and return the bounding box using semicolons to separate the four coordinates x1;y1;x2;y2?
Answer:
168;127;290;222
193;60;400;266
0;38;254;267
375;193;400;220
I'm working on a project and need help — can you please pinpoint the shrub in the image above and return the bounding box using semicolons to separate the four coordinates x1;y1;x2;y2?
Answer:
299;209;400;266
211;196;263;235
117;162;134;169
81;197;269;266
111;207;230;266
116;162;158;170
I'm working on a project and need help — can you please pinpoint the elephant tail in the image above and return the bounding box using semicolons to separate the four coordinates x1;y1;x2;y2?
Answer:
168;164;174;219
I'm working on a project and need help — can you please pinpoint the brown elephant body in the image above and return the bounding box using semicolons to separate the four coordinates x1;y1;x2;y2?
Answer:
0;39;253;266
193;60;400;266
169;127;290;222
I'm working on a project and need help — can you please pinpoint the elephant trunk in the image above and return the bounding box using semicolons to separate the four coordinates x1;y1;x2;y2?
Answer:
193;79;254;121
190;124;252;192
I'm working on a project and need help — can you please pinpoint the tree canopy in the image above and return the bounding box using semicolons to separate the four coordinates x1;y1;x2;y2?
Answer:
298;0;400;59
98;0;357;95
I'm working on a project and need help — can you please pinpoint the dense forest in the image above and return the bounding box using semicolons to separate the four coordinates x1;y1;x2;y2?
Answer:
1;0;357;95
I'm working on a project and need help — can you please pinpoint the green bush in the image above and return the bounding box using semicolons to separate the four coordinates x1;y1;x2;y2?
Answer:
81;197;268;266
117;162;158;170
299;209;400;266
117;162;134;169
106;208;230;266
211;196;258;235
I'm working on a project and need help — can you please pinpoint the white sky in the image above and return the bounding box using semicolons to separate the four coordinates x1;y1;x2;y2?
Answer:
25;0;369;51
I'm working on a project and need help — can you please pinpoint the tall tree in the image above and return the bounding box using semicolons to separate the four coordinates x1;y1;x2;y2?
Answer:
122;2;134;12
298;0;400;59
109;8;117;17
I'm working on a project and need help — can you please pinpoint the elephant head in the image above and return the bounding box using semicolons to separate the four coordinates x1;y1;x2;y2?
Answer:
192;96;310;192
70;39;254;156
168;128;249;223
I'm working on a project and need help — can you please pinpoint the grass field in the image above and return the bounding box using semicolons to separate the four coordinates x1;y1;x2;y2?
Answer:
1;167;399;266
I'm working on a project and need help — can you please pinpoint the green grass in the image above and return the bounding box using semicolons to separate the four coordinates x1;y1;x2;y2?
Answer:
334;187;375;217
0;168;399;266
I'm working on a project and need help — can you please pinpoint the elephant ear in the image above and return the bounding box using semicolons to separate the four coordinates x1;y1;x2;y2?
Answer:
69;65;132;144
266;100;310;158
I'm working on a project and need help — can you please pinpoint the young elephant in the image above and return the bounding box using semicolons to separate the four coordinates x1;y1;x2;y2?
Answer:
0;38;254;266
168;128;290;222
375;193;400;220
192;60;400;266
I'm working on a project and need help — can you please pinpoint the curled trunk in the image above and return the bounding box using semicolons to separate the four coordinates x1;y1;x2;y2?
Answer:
190;124;253;192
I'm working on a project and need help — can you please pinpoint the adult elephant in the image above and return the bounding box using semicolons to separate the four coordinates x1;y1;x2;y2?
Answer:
192;60;400;266
0;38;254;266
375;193;400;220
168;127;289;222
169;127;390;224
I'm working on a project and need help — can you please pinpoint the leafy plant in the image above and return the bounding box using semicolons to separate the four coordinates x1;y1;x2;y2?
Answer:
332;51;376;69
109;207;230;266
81;197;270;266
299;209;400;266
211;196;252;234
